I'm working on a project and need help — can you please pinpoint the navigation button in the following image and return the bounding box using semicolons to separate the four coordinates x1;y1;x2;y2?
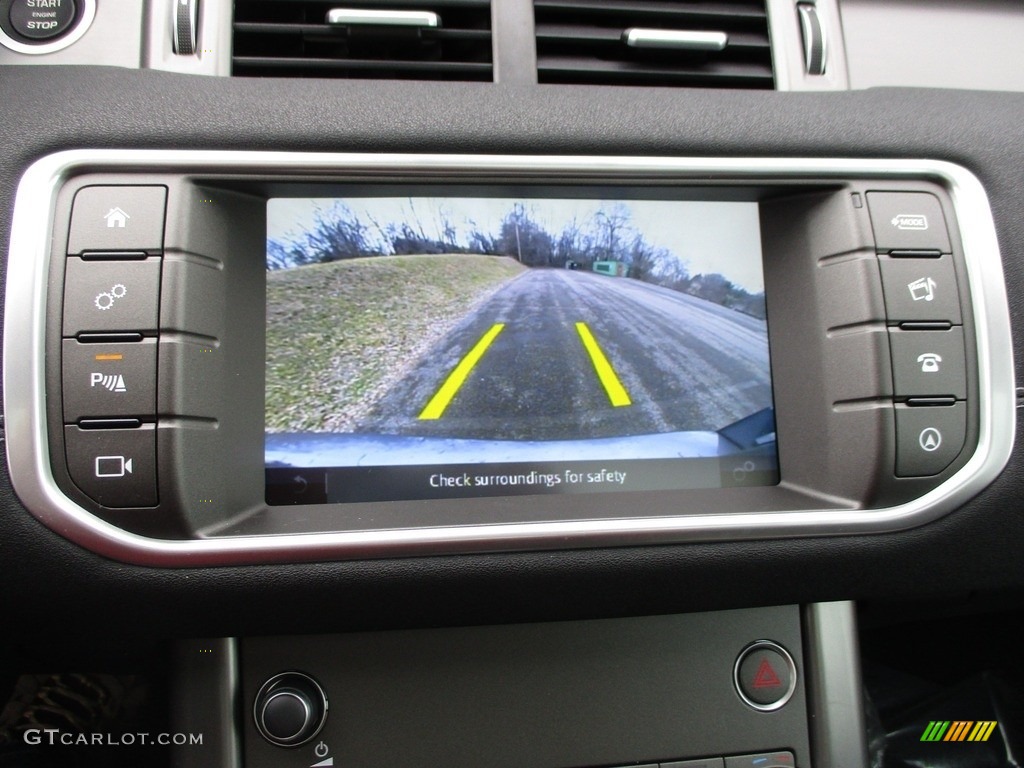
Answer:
68;186;167;256
867;191;951;253
879;255;961;323
63;258;161;335
64;424;157;507
889;327;967;399
62;338;157;422
895;402;967;477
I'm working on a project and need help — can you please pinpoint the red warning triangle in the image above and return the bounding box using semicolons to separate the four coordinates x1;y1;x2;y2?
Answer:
752;658;782;689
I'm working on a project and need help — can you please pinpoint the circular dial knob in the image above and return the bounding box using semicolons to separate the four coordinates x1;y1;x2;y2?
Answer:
253;672;328;747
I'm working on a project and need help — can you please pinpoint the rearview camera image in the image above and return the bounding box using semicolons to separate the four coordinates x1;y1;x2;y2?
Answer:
265;195;778;504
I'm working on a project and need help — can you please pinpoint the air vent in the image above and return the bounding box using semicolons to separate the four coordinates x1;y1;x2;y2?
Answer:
535;0;774;88
233;0;493;80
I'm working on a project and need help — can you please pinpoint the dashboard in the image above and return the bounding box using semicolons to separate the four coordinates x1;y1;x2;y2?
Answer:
2;2;1024;768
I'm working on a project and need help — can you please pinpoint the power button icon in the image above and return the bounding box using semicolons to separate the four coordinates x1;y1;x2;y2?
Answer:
314;742;329;758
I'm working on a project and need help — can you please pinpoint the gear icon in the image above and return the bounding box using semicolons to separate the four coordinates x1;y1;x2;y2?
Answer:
93;284;128;311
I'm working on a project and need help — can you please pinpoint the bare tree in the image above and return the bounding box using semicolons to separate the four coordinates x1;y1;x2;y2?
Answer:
594;204;632;262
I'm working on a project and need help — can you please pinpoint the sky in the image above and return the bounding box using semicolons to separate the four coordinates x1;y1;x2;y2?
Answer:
267;196;766;293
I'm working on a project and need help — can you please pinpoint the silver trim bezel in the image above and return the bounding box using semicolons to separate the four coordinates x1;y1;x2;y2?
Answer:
3;151;1016;567
0;0;96;55
802;602;869;766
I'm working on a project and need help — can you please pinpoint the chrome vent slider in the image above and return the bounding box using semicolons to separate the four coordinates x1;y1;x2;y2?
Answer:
326;8;442;28
622;29;728;51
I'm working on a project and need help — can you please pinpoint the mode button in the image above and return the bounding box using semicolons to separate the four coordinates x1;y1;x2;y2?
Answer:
867;191;951;253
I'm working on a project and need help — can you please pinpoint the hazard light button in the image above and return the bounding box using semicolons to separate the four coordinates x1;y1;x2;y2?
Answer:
734;641;797;711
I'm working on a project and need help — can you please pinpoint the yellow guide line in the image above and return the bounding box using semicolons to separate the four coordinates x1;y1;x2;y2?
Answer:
419;323;505;420
94;353;123;361
575;322;632;407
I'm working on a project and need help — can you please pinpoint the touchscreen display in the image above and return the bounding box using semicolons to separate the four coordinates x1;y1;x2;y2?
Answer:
265;194;778;504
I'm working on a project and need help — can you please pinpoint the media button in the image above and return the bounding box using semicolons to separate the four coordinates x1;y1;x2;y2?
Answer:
879;255;962;324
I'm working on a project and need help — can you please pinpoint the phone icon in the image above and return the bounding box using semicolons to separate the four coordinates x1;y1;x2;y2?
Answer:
917;353;942;373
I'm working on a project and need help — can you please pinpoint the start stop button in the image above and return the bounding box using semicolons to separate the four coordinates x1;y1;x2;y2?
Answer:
9;0;76;41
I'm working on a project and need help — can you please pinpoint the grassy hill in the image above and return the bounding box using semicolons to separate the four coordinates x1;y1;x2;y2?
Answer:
266;254;525;433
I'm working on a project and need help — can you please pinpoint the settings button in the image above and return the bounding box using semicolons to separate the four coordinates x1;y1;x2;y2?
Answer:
63;258;161;335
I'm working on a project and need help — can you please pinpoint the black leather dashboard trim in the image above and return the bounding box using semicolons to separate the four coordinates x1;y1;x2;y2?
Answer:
1;67;1022;637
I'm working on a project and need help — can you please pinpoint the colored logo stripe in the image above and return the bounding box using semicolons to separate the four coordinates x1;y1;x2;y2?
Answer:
969;721;998;742
921;721;997;742
944;721;973;741
921;721;950;741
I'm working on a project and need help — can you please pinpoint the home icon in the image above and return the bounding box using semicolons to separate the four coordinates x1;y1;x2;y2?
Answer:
103;207;130;229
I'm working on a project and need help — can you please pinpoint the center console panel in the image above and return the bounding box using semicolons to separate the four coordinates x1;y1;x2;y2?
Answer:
170;603;864;768
3;152;1014;566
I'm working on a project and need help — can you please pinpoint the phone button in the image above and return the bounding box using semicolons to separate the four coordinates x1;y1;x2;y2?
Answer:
889;327;967;399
